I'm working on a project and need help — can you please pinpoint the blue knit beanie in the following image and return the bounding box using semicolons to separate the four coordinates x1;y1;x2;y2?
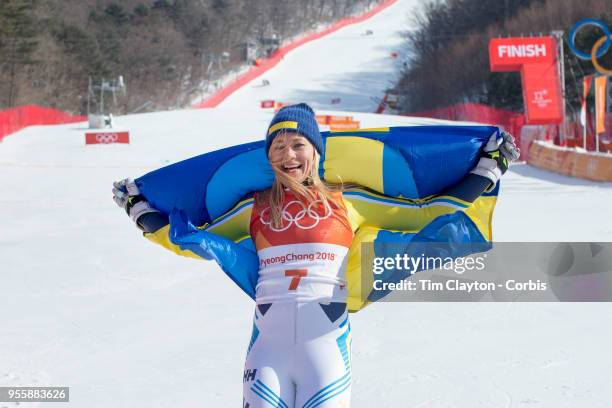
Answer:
265;103;323;155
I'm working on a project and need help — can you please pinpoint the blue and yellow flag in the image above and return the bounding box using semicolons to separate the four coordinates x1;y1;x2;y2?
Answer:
136;125;500;312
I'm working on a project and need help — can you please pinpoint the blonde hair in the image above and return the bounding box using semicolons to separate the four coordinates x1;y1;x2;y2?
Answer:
258;132;343;229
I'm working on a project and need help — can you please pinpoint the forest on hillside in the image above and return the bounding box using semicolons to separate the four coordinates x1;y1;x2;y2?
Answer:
0;0;383;113
397;0;612;117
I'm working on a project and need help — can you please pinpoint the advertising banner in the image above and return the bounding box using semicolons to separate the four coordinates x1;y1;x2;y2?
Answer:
595;75;607;134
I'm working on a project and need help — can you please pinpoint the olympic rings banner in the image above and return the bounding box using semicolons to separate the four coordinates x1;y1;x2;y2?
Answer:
489;37;563;124
569;18;612;75
85;131;130;145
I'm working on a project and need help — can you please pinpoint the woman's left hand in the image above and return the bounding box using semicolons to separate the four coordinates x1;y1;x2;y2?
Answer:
470;131;520;186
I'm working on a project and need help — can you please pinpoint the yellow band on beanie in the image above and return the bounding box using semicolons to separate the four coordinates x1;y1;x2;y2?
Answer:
267;120;298;135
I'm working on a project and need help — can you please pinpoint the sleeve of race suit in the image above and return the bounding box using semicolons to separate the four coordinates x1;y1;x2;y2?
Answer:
439;173;494;203
137;211;169;233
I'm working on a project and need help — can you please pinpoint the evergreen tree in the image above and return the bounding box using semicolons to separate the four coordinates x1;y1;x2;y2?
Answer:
0;0;39;107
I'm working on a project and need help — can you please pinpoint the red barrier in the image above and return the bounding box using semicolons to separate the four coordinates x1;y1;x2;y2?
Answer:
195;0;398;108
560;113;612;153
409;103;526;148
0;105;85;141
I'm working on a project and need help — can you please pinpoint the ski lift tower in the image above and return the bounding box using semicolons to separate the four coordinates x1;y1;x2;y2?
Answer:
87;75;126;129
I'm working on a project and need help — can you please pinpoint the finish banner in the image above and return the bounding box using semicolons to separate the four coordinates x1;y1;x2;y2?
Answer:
489;37;563;124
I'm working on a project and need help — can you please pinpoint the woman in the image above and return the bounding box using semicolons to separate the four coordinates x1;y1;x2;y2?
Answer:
113;103;519;407
243;104;354;408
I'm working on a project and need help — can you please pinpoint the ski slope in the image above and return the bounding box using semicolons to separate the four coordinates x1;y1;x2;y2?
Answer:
2;0;612;407
219;0;412;112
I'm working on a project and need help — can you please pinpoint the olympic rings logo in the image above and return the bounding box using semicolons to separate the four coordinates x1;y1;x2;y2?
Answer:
95;133;119;143
260;200;332;232
569;18;612;75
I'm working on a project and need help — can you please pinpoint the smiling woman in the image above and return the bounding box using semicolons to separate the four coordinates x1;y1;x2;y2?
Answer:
244;103;356;407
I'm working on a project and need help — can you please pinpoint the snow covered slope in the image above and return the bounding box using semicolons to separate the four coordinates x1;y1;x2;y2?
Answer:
1;0;612;407
219;0;416;112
